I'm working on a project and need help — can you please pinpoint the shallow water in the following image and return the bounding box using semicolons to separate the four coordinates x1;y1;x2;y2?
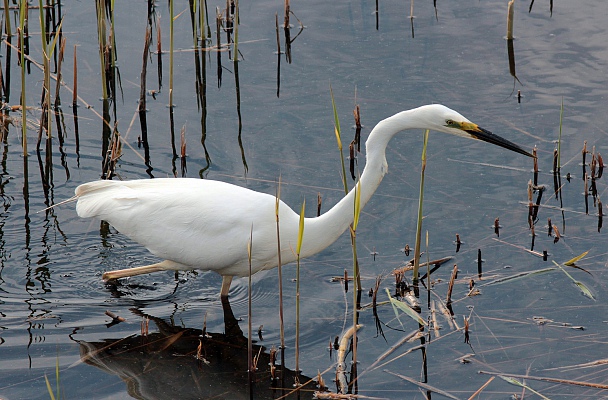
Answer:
1;1;608;399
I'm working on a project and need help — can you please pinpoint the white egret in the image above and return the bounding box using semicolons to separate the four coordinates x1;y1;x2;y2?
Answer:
76;104;532;297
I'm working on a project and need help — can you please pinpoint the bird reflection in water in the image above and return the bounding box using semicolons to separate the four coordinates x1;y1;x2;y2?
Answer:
77;297;314;400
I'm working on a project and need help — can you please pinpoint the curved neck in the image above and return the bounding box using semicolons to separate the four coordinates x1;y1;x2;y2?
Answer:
300;110;421;257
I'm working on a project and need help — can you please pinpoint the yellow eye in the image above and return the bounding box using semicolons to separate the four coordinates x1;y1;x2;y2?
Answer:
446;119;455;126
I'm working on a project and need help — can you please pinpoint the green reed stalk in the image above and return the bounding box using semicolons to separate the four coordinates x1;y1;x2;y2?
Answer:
295;199;305;385
330;84;348;194
275;178;285;349
329;88;362;292
4;0;11;37
39;0;64;140
413;129;429;282
351;179;361;363
557;97;563;170
200;0;210;40
247;227;253;371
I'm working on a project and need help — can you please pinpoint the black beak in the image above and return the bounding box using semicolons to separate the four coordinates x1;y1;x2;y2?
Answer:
466;126;534;158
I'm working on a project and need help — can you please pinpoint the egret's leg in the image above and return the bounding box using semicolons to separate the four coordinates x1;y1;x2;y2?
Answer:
220;275;233;298
102;260;173;281
220;291;243;337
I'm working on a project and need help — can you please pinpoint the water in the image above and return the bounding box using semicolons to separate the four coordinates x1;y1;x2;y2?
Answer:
1;1;608;398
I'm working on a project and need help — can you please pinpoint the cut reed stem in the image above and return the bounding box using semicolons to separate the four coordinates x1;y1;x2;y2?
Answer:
507;0;515;40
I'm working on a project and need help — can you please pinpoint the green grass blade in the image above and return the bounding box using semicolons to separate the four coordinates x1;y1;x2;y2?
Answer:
385;288;405;329
552;260;595;300
330;84;341;148
385;288;427;326
47;17;65;60
574;281;594;300
498;375;551;400
564;250;589;266
44;374;56;400
478;268;556;287
55;355;60;399
329;84;349;194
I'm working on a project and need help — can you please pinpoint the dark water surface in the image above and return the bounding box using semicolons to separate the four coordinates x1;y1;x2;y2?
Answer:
1;1;608;399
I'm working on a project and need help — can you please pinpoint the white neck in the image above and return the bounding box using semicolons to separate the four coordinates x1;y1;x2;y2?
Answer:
300;109;425;258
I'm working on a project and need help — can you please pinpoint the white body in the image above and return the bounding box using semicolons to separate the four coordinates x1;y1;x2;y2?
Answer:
77;178;305;277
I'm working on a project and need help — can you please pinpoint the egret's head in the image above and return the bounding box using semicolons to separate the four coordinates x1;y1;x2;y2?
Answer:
420;104;534;158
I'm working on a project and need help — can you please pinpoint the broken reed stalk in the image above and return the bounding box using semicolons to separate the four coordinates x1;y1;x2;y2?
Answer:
582;140;587;176
552;148;559;175
426;231;430;307
446;264;458;305
275;178;285;349
353;102;361;152
284;0;290;29
54;37;65;107
156;17;162;90
180;124;186;158
108;0;117;98
169;0;174;107
317;192;322;217
139;27;150;113
232;0;238;61
18;1;27;155
275;12;280;52
591;146;597;178
295;199;305;386
72;45;77;106
507;0;514;40
95;0;108;101
336;324;361;394
527;179;534;227
413;129;430;283
477;249;483;279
